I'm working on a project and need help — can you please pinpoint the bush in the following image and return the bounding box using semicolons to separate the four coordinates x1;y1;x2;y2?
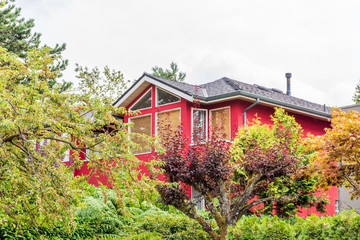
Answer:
228;211;360;240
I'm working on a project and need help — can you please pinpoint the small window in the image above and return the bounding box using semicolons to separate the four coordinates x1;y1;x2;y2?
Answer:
191;187;205;211
131;89;152;110
157;88;180;106
210;107;230;140
192;109;207;142
130;115;152;154
157;109;181;146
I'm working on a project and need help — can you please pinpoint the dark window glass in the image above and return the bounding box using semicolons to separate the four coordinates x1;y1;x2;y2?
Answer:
157;88;180;106
131;90;152;110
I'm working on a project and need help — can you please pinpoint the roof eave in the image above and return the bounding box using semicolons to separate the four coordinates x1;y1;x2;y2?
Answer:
198;91;331;120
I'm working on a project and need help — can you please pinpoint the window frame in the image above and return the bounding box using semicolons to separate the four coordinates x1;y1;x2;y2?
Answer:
155;108;181;137
129;88;153;111
209;106;231;141
155;86;181;107
128;113;153;155
191;108;208;143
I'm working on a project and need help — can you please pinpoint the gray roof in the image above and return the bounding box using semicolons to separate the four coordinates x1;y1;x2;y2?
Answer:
140;73;331;115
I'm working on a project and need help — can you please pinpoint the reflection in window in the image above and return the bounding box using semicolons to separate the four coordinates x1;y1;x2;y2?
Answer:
210;108;230;140
157;109;181;147
192;109;206;142
157;88;180;106
130;115;152;154
191;187;205;211
131;89;152;110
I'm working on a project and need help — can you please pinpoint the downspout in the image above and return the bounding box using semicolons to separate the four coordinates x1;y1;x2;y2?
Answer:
243;98;260;129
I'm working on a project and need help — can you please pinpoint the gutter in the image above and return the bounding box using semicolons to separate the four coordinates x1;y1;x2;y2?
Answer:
197;90;331;119
243;98;259;129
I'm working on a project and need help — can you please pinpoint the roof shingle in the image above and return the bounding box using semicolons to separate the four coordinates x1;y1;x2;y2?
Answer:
145;73;331;114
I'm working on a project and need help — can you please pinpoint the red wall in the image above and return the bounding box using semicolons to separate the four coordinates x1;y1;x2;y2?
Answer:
74;83;337;216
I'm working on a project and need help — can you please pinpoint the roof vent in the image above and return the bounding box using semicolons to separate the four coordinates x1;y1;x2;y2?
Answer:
224;78;241;91
286;73;292;96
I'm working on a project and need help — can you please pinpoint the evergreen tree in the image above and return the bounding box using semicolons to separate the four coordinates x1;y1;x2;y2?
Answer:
152;62;186;82
0;0;71;92
353;81;360;103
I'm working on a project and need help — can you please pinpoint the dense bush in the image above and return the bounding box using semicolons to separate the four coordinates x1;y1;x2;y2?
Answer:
228;211;360;240
0;184;208;239
2;183;360;240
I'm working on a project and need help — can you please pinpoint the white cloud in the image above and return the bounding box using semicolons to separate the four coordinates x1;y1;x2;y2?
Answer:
14;0;360;106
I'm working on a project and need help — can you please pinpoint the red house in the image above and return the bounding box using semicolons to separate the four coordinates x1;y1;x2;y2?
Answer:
101;72;337;216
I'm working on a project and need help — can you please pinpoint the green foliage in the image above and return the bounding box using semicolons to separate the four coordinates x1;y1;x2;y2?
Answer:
152;62;186;82
0;0;71;91
231;108;327;217
353;81;360;103
75;64;132;102
0;46;159;233
227;211;360;240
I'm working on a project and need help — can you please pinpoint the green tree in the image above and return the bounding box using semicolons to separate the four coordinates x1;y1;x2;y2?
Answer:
152;62;186;82
0;46;160;232
156;108;325;240
75;64;132;102
0;0;71;92
353;81;360;103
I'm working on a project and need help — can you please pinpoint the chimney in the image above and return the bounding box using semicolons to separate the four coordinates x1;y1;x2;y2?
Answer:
285;73;292;96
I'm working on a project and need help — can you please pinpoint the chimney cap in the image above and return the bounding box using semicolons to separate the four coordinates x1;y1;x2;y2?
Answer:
285;72;292;78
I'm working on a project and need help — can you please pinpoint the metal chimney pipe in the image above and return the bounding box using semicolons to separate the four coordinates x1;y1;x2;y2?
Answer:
285;73;292;96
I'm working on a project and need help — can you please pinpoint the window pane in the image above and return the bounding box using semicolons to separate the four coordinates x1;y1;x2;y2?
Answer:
210;108;230;140
192;110;206;142
131;90;152;110
158;110;181;146
191;187;205;211
157;88;180;106
131;115;151;154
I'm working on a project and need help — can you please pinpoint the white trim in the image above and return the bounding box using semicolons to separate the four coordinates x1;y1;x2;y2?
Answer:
155;86;181;107
129;88;152;111
155;108;181;137
128;113;152;155
114;75;193;107
145;76;193;102
209;106;231;140
191;108;208;143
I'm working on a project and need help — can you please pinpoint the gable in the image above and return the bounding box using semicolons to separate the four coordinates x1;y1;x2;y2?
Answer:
113;74;193;108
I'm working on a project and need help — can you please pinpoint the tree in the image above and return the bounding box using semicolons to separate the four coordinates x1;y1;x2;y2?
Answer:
156;108;326;240
75;64;132;102
152;62;186;82
0;0;71;92
307;108;360;199
0;46;159;231
353;81;360;103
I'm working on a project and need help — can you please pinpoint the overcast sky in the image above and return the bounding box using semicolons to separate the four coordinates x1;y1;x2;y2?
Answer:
15;0;360;107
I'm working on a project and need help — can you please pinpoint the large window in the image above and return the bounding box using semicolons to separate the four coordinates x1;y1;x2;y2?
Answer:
192;109;207;142
130;89;152;111
157;88;180;106
210;107;230;140
157;109;181;146
130;114;152;154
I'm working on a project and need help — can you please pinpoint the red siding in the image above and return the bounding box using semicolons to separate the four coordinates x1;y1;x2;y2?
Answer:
74;83;337;216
